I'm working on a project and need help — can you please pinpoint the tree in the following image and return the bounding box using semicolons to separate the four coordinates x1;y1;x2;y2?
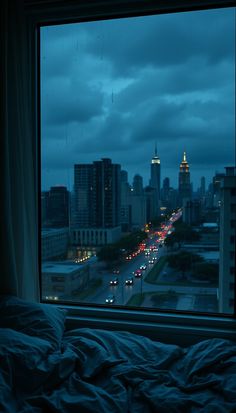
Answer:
150;216;167;229
97;230;148;265
167;251;203;278
170;221;201;244
164;233;177;249
192;262;219;282
96;246;121;263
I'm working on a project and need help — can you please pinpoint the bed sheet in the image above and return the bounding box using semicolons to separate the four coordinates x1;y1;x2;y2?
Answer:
1;327;236;413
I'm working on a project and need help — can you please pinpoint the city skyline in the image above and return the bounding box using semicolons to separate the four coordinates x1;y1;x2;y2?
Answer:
41;149;230;194
41;7;235;191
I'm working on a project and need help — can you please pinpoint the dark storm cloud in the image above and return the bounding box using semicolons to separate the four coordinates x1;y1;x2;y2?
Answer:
42;77;104;125
85;8;234;75
41;7;235;190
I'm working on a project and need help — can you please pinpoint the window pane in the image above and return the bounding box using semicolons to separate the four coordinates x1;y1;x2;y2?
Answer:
40;8;235;314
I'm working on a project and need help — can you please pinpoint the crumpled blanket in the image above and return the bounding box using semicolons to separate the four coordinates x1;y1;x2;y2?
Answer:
1;327;236;413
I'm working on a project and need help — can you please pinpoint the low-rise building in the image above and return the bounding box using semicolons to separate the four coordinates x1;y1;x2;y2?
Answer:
42;261;90;299
70;226;122;246
41;228;69;261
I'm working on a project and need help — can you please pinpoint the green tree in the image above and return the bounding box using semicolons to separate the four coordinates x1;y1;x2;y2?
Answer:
164;233;177;249
167;251;203;278
96;246;121;262
192;262;219;282
97;230;148;265
169;221;201;244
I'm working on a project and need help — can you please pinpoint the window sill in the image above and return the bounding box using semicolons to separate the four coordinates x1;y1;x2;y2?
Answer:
61;304;236;346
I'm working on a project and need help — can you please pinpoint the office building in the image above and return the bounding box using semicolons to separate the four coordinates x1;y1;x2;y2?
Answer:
219;167;236;314
178;151;191;206
73;159;121;245
47;186;69;228
149;143;161;216
41;228;69;261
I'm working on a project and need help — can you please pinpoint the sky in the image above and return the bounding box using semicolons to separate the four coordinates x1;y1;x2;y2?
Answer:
41;7;235;192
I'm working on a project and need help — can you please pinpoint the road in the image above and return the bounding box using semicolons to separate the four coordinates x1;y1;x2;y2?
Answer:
83;209;187;306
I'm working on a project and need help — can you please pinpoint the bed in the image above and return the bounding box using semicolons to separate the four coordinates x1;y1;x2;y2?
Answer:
1;295;236;413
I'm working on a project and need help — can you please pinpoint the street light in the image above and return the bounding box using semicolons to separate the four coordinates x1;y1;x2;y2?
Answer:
140;275;143;299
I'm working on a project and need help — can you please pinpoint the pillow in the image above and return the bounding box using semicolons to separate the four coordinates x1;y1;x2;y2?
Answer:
0;295;66;350
0;328;53;395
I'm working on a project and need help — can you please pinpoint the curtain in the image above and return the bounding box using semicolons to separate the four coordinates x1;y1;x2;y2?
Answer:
0;0;39;301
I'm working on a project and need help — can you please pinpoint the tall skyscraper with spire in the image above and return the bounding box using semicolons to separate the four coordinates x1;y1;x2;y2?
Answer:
150;143;161;216
178;151;191;206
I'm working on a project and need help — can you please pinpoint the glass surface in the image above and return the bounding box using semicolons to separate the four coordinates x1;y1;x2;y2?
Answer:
40;8;235;314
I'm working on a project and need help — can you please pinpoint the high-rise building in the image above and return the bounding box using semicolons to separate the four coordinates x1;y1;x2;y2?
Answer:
41;190;50;227
144;186;156;222
133;174;143;195
213;172;225;207
74;158;121;229
161;177;170;207
200;176;206;197
47;186;69;228
92;158;121;228
219;166;236;314
178;151;191;206
183;200;201;225
120;170;132;231
130;174;146;229
149;143;161;216
74;164;93;228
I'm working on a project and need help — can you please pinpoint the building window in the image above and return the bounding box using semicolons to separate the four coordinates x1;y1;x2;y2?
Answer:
230;283;235;291
230;251;235;260
231;220;236;228
230;267;235;275
40;2;235;317
231;204;236;213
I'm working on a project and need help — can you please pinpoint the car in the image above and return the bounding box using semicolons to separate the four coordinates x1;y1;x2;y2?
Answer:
135;269;142;277
125;276;133;285
148;259;154;264
109;277;119;286
140;264;147;270
105;294;115;304
113;269;120;274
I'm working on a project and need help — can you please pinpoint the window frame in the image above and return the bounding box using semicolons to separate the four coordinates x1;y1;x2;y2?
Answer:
27;0;236;346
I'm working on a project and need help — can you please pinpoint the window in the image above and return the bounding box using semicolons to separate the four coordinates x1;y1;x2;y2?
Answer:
40;2;235;320
231;204;236;213
231;220;236;228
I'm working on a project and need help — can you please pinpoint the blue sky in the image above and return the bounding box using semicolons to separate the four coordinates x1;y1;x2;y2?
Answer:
41;7;235;191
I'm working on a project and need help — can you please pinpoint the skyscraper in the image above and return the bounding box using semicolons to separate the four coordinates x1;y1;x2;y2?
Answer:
74;164;93;228
47;186;69;228
150;143;161;216
178;151;191;206
200;176;206;197
92;158;121;228
74;158;121;229
133;174;143;195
